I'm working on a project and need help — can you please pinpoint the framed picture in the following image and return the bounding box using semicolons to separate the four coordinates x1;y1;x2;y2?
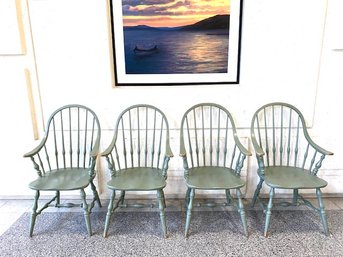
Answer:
110;0;243;86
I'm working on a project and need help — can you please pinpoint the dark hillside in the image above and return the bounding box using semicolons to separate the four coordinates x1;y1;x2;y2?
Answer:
181;14;230;30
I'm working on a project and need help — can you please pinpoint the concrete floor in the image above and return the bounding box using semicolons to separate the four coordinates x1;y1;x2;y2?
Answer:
1;197;343;236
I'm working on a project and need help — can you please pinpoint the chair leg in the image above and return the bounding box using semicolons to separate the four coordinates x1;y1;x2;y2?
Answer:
316;188;329;236
55;190;60;207
236;188;248;237
157;189;167;238
103;190;116;238
80;189;92;236
185;188;195;238
185;188;191;208
264;187;274;237
251;178;264;207
90;180;102;208
225;189;232;205
120;191;126;205
29;190;40;237
161;190;166;209
293;189;299;206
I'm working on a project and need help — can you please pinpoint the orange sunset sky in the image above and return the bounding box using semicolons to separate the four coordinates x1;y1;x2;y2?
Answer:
122;0;230;27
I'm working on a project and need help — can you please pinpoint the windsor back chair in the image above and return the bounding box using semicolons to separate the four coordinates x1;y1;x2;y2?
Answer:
102;104;173;238
180;103;251;237
24;104;102;236
250;102;333;237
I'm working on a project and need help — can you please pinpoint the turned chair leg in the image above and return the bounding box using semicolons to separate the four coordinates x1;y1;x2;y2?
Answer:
225;189;232;205
264;187;275;237
236;188;248;237
316;188;329;236
29;190;40;237
185;188;191;208
185;188;195;237
55;190;60;207
103;190;116;238
80;189;92;236
120;191;126;205
157;189;167;238
293;189;299;206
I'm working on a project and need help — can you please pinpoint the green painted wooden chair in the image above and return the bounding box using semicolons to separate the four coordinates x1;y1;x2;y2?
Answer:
180;103;251;237
102;104;173;238
24;104;102;236
250;102;333;237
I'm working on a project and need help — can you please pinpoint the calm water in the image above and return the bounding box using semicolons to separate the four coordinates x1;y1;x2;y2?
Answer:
124;29;229;74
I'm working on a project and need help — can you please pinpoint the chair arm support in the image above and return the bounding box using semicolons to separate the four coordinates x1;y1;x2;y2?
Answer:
161;140;174;179
256;155;265;176
161;155;172;179
88;156;98;177
103;154;117;177
234;153;247;176
179;138;188;177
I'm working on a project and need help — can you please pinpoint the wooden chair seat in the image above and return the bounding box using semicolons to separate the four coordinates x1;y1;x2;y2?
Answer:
186;167;245;189
107;168;166;191
29;168;91;191
264;166;328;189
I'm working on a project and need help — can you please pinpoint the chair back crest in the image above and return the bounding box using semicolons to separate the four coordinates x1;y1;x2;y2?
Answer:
109;104;171;171
180;103;244;171
251;102;327;174
35;105;101;174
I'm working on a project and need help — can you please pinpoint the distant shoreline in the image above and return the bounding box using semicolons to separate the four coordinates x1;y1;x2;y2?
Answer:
124;14;230;32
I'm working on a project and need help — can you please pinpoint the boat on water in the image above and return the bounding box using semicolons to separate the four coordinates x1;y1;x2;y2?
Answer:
133;45;158;54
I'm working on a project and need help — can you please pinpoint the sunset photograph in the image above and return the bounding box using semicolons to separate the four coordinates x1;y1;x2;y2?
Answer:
111;0;242;85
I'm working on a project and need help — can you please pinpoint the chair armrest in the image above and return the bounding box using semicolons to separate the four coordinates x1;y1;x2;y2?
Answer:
23;137;47;158
165;143;174;158
306;136;333;156
101;134;117;157
251;134;265;157
90;139;101;158
234;136;252;156
179;134;187;157
313;143;333;156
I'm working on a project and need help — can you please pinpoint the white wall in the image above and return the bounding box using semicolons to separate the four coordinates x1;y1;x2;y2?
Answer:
0;0;342;199
314;0;343;195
